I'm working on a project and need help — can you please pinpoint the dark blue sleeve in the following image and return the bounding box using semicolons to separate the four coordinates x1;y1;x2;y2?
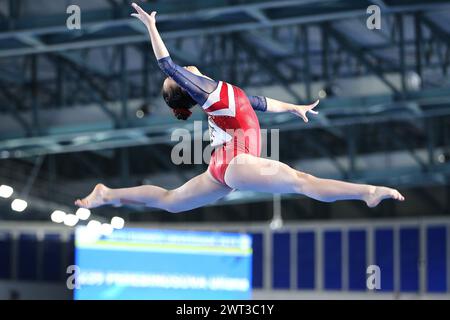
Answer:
157;56;218;106
248;95;267;112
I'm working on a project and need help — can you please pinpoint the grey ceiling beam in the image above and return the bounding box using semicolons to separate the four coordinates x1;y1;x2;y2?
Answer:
235;34;343;139
0;2;449;58
0;83;32;135
1;89;450;158
235;33;306;103
49;54;120;124
325;24;401;96
421;15;450;44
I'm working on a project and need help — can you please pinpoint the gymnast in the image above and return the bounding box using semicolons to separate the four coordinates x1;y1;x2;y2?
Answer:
75;3;405;212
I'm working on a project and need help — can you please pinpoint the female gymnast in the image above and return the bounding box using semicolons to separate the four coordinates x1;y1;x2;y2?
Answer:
75;3;405;212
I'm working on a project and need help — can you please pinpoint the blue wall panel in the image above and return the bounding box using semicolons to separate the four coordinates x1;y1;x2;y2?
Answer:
251;232;263;289
324;230;342;290
272;232;290;289
400;228;419;292
18;233;38;280
0;232;12;279
42;234;62;282
297;231;315;289
375;228;394;291
348;230;367;291
426;226;447;293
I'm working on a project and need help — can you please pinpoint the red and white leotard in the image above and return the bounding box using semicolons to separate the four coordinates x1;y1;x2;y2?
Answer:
202;81;261;185
157;56;267;186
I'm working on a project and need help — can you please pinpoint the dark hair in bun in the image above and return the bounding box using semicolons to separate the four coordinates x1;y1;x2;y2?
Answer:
162;82;196;120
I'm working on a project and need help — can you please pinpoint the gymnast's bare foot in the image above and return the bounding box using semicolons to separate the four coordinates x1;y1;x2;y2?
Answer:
364;186;405;208
75;184;118;209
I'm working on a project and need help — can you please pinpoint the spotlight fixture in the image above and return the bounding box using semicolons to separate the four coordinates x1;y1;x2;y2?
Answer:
87;220;102;232
135;103;151;119
76;208;91;220
111;216;125;229
51;210;66;223
63;214;79;227
11;199;27;212
0;185;13;198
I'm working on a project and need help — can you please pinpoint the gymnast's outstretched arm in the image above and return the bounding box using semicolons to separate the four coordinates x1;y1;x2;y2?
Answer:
262;98;320;123
131;3;168;60
131;3;218;105
247;94;320;122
